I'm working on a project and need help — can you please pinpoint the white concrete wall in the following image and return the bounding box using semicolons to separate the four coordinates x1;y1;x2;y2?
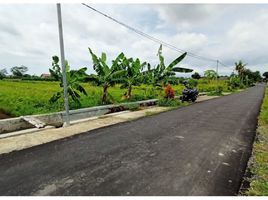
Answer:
0;99;158;134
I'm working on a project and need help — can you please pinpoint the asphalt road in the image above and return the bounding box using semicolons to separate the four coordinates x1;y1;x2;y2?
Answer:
0;85;265;196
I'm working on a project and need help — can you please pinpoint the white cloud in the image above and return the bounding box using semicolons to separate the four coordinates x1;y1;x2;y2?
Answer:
154;4;225;30
202;10;268;74
0;4;267;77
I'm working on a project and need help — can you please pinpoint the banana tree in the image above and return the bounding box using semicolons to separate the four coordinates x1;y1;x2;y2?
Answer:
116;55;147;99
49;56;88;105
88;48;125;104
144;45;192;87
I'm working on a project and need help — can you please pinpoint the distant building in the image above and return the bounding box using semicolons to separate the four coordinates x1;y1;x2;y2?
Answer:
41;73;51;79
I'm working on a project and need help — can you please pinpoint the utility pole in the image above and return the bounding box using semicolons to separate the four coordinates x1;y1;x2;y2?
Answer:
216;60;219;81
57;3;70;126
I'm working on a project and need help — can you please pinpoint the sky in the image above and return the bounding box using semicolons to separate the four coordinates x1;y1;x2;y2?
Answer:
0;3;267;77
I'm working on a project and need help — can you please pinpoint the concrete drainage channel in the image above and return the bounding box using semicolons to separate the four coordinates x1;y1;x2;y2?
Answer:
0;99;158;136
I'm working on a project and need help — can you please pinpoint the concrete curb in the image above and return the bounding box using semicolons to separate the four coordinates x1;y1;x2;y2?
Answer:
0;99;158;134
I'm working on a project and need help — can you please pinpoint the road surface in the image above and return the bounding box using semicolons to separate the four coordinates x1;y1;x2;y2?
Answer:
0;85;265;196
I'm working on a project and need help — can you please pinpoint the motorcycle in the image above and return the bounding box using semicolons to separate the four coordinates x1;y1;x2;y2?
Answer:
180;81;199;102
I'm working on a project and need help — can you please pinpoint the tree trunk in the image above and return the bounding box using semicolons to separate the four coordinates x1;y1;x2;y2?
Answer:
127;85;132;99
102;85;108;104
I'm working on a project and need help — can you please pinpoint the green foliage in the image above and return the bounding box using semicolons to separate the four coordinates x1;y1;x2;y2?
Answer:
0;79;236;117
243;69;262;85
204;69;218;80
208;86;223;96
235;60;247;78
245;87;268;196
158;98;182;107
49;56;88;106
88;48;126;104
187;78;198;88
124;104;140;111
116;54;147;99
228;74;244;89
0;68;7;80
196;79;231;93
191;72;201;79
49;56;61;81
233;60;262;87
0;46;251;117
143;45;192;87
10;65;28;77
263;72;268;82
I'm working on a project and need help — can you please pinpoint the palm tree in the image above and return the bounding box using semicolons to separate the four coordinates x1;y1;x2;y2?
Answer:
235;60;247;83
49;56;88;105
88;48;125;104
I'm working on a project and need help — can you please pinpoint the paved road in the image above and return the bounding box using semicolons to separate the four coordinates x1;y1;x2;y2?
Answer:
0;85;265;196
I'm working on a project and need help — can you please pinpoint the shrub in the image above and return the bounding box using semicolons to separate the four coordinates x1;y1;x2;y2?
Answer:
164;85;175;99
228;75;241;89
188;78;198;88
208;86;223;96
158;98;181;107
191;72;201;79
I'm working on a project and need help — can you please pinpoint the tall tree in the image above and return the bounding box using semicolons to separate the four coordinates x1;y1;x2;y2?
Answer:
263;71;268;82
235;60;247;83
243;69;262;85
191;72;201;79
10;65;28;77
0;68;7;80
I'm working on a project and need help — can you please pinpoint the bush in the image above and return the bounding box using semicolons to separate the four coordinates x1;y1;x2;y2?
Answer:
158;98;181;107
188;78;198;88
228;75;244;89
208;86;223;96
191;72;201;79
144;88;157;99
164;85;175;99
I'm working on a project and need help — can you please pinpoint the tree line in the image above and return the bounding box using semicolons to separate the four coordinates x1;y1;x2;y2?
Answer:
1;46;267;107
47;45;267;106
49;45;192;105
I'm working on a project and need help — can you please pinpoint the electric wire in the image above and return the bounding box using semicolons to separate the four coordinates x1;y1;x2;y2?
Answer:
81;3;232;71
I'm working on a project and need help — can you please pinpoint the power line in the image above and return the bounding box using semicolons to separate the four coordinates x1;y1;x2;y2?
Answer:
81;3;220;63
81;3;235;74
219;61;235;71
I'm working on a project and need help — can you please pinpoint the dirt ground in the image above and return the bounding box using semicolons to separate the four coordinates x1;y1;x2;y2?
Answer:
0;109;11;119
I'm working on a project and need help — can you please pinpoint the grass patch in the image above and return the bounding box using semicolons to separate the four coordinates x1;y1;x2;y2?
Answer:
245;86;268;196
207;86;224;96
0;79;233;117
157;98;182;107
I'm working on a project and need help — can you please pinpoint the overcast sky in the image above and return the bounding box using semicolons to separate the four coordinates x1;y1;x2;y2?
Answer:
0;4;267;76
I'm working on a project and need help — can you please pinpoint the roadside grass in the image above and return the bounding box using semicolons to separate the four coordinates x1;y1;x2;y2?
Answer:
0;79;233;117
245;86;268;196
